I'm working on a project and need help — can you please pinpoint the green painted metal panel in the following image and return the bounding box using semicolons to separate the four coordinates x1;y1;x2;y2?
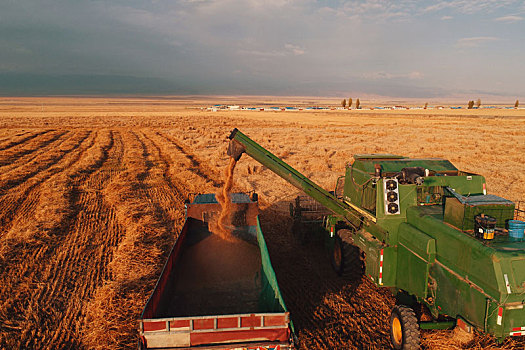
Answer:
510;259;525;290
354;230;382;283
502;306;525;338
354;154;405;160
429;262;489;330
343;167;372;210
406;206;499;297
381;246;397;287
419;321;455;330
443;196;515;232
397;224;435;299
429;263;459;316
399;223;436;262
423;175;485;195
256;217;295;333
352;158;457;174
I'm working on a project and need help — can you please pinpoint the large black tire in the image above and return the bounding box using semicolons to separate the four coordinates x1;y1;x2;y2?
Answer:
331;235;345;275
331;229;364;278
390;305;420;350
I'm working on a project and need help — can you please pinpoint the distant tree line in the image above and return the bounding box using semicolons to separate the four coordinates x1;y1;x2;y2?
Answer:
339;97;520;110
341;97;360;109
466;98;520;109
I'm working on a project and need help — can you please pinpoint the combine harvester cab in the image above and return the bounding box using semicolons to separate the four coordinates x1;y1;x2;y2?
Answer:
226;128;525;349
139;193;294;349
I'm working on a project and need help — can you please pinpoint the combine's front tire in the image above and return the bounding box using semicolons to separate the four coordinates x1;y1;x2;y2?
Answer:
331;235;344;274
390;305;420;350
331;230;364;278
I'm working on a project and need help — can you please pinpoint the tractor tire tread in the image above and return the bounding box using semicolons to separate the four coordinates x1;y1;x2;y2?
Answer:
336;229;364;279
391;305;420;350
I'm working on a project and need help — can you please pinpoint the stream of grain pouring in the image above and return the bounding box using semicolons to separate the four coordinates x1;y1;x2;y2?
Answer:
214;158;238;242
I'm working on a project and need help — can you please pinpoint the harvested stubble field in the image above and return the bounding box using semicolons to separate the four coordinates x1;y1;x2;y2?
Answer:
0;97;524;350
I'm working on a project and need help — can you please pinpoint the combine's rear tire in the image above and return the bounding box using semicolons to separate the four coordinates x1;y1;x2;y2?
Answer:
390;305;420;350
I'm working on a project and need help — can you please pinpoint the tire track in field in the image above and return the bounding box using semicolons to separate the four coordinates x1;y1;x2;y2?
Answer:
0;130;105;348
156;131;222;188
128;129;187;242
0;130;29;146
0;131;92;239
0;130;98;286
0;130;72;193
0;129;67;168
79;129;185;349
36;130;125;348
136;131;187;223
0;129;52;152
0;130;123;349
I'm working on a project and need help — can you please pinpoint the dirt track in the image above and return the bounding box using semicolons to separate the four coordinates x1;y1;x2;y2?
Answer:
0;97;524;349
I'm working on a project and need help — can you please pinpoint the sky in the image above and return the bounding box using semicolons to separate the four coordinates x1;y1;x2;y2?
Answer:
0;0;524;98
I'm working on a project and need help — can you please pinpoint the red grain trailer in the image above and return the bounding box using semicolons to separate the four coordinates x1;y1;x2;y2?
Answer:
139;193;294;349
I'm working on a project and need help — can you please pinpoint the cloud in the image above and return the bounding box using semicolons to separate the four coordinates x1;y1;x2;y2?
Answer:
237;49;287;58
238;44;305;58
455;36;500;48
494;15;523;22
284;43;305;56
0;0;524;96
334;1;413;21
362;71;424;80
408;71;424;80
423;0;518;14
320;1;521;23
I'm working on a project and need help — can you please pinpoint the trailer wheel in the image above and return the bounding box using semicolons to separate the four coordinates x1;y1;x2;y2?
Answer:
390;305;420;350
138;336;147;350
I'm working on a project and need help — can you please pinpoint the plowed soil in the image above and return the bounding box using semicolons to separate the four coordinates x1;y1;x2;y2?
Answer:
0;96;524;349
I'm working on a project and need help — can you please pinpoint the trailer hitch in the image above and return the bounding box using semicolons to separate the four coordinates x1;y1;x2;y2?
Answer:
227;128;246;161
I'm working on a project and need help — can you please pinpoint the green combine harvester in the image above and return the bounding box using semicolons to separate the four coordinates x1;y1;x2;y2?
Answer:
227;128;525;349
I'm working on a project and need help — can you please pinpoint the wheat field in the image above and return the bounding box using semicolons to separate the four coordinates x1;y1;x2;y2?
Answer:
0;97;524;349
